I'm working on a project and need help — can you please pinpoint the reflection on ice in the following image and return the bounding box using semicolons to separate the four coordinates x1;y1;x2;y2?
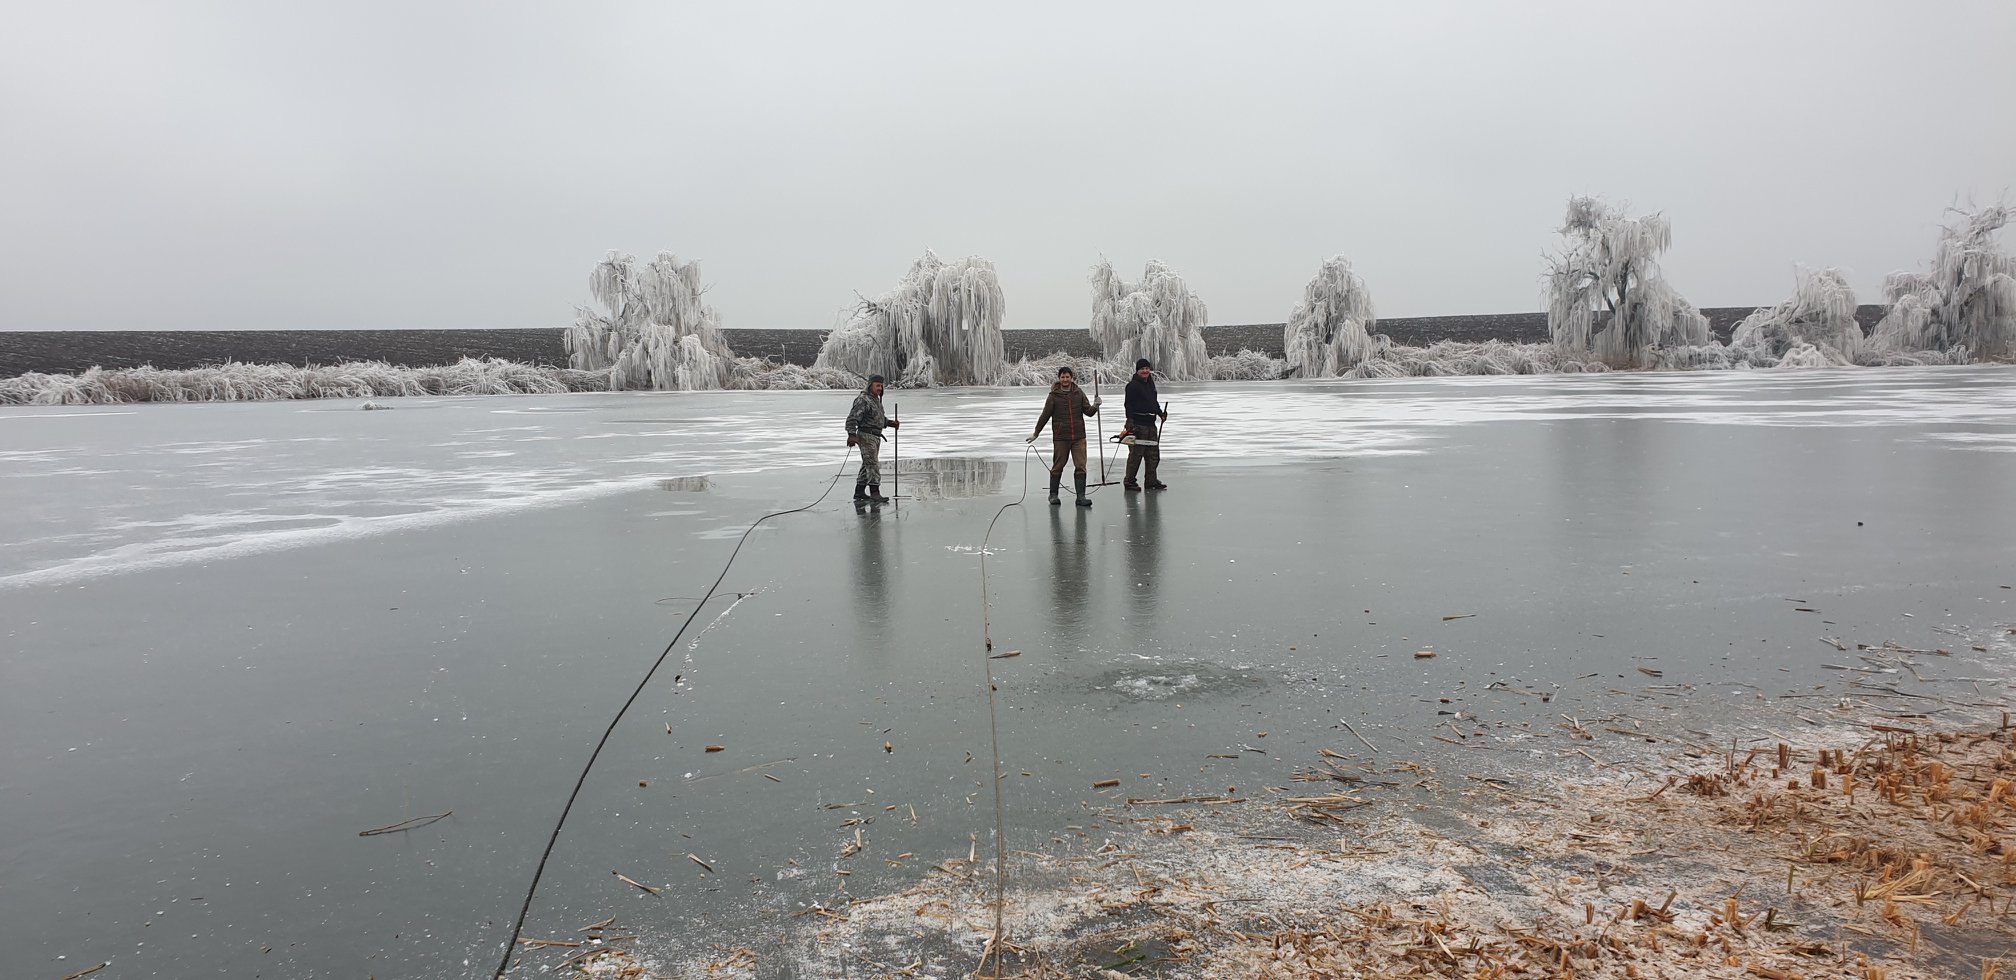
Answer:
891;458;1007;500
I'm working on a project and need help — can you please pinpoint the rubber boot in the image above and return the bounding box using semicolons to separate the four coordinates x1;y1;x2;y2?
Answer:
1074;474;1091;507
1124;451;1142;491
868;484;888;503
1047;473;1061;506
1145;451;1165;491
854;483;871;501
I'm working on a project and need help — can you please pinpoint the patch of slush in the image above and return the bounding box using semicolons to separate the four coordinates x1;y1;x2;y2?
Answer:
1111;673;1201;700
1086;662;1268;703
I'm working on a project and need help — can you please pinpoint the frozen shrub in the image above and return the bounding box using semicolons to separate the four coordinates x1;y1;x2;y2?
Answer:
1283;256;1375;377
1089;259;1211;380
1730;267;1863;362
1546;197;1710;368
1870;205;2013;361
815;251;1007;386
565;251;735;390
1209;349;1288;381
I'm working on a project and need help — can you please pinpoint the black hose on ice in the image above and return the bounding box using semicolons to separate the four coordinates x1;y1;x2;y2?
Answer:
973;442;1037;973
492;447;859;978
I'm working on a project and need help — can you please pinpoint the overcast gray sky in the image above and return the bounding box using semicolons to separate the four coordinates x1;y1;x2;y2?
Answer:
3;1;2012;332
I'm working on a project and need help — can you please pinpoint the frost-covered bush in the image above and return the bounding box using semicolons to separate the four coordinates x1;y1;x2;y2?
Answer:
998;353;1130;388
1545;197;1710;368
1773;342;1844;369
0;358;609;405
1209;349;1288;381
1089;259;1211;381
1283;256;1375;377
565;251;735;390
727;359;864;390
1336;340;1597;379
1729;267;1863;363
814;251;1007;386
1870;205;2014;361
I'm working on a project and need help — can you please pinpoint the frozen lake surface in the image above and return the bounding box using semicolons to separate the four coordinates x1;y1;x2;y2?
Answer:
4;368;2015;978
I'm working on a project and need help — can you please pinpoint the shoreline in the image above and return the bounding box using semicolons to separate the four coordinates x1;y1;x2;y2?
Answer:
0;308;1887;377
542;622;2016;980
576;722;2016;979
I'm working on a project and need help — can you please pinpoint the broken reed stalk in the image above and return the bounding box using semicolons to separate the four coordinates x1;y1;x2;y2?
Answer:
1340;721;1379;753
357;810;453;837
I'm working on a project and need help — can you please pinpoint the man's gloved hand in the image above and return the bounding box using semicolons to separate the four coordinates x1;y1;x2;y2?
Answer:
1025;434;1037;445
847;434;859;447
1091;394;1102;407
887;419;900;429
1158;409;1168;421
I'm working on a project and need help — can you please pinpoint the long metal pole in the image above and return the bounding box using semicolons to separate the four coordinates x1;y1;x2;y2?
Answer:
1094;370;1107;484
891;401;899;504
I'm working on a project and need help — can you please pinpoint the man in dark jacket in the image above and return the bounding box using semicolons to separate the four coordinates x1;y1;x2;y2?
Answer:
1122;358;1167;491
845;375;899;503
1026;365;1100;507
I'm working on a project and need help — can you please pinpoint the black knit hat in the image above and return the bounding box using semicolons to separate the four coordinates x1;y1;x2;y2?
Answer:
867;374;885;385
1135;358;1152;370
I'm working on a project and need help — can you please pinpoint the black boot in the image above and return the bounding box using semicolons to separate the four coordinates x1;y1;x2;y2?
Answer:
1047;474;1061;505
1123;479;1141;491
1074;474;1091;507
854;484;870;501
868;484;888;503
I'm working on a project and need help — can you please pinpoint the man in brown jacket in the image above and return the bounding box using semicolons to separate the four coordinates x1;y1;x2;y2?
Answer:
1026;365;1101;507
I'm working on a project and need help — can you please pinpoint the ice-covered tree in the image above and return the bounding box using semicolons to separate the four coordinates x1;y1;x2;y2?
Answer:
564;251;733;390
1088;259;1210;381
1545;197;1710;368
1729;267;1862;365
813;251;1007;386
1869;205;2014;361
1283;256;1376;378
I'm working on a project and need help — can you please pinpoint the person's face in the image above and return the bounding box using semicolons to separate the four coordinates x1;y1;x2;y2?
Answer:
1135;367;1151;380
1057;373;1074;389
869;381;885;397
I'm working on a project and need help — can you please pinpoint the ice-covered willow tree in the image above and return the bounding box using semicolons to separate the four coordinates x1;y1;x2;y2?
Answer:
564;251;734;390
1089;259;1210;381
813;251;1007;386
1729;267;1862;364
1870;205;2015;361
1545;197;1710;368
1282;256;1376;378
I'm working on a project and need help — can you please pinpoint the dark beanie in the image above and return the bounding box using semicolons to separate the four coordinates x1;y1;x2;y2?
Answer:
867;374;885;385
1135;358;1152;370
